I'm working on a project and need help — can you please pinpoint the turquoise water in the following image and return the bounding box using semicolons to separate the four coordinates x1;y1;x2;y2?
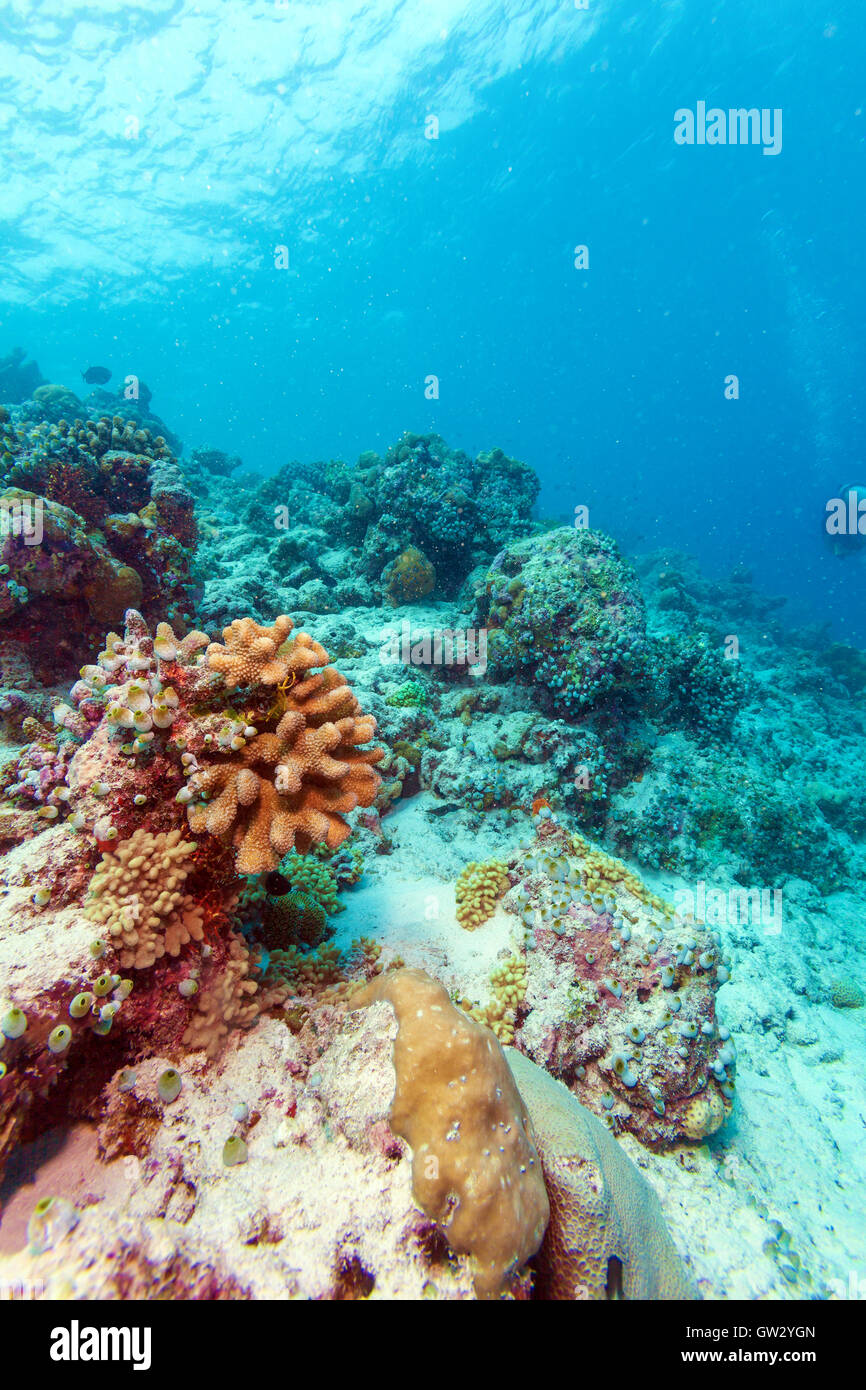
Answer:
0;0;864;1313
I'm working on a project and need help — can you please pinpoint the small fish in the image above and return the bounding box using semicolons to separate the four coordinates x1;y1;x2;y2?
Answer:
264;870;291;896
81;365;112;385
426;802;461;817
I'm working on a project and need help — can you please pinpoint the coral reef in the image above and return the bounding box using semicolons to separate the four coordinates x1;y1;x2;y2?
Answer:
191;432;540;624
0;407;198;676
0;604;383;1182
502;820;733;1148
473;527;650;718
0;375;865;1307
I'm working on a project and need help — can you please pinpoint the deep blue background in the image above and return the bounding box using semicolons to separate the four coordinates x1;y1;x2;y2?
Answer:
2;0;864;637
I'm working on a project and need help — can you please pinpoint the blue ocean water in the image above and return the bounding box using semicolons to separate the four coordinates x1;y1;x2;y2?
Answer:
2;2;866;1321
0;0;864;636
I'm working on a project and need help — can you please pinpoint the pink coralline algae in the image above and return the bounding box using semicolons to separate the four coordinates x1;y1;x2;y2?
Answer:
0;606;383;1181
0;412;199;680
504;819;734;1148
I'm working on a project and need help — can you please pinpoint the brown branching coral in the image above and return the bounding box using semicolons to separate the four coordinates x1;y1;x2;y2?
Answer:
84;828;204;970
205;615;318;689
186;615;384;873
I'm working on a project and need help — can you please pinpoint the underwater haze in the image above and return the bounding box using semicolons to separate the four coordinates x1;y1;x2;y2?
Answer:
0;0;864;1324
2;0;865;634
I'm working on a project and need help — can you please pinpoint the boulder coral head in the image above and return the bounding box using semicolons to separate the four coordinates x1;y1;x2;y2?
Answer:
506;819;734;1148
382;545;436;606
506;1049;694;1300
474;527;650;718
351;967;549;1298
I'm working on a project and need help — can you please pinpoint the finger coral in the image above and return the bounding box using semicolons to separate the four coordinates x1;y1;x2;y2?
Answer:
455;859;510;929
186;703;383;874
186;615;384;873
53;608;383;876
84;828;204;969
350;967;549;1298
182;934;260;1059
205;615;299;689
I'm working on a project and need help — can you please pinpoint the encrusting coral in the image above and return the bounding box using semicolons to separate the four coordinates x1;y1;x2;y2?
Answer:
504;818;733;1148
350;967;550;1298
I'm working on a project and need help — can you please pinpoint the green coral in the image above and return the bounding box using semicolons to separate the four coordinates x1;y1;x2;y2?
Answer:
261;889;330;950
278;849;343;915
830;978;864;1010
385;678;429;708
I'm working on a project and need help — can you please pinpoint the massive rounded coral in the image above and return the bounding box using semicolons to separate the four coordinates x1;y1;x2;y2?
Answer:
351;968;549;1298
506;1048;694;1300
474;527;650;718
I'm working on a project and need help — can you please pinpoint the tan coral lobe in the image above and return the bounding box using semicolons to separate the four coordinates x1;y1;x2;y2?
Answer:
506;1048;694;1300
351;967;549;1297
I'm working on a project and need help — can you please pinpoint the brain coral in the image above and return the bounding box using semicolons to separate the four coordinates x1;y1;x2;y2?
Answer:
382;545;436;605
829;978;864;1010
351;968;549;1297
505;1049;694;1300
